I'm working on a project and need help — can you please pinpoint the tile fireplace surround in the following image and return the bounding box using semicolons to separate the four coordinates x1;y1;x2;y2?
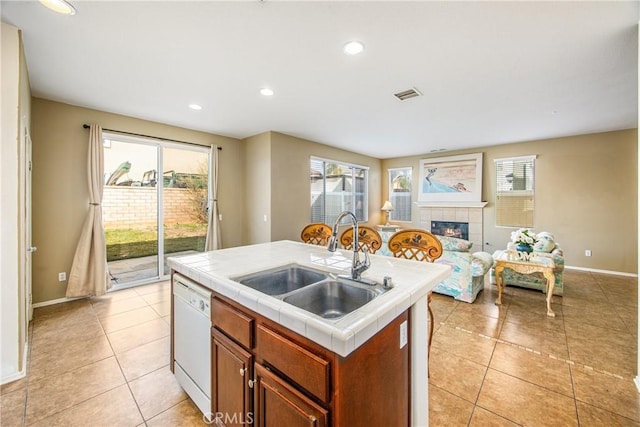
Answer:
418;204;485;251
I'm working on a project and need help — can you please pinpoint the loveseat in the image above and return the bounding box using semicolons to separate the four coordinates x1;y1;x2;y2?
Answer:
489;233;565;295
432;236;494;303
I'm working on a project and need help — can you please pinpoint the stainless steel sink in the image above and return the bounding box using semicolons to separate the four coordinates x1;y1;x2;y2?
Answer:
282;280;384;319
234;264;389;319
234;264;329;296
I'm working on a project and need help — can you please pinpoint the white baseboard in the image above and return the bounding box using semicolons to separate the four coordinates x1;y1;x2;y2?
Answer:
564;265;637;278
1;342;28;385
31;295;85;309
1;369;25;385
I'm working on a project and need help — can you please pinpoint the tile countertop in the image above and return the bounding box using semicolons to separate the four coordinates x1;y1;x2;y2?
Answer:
167;240;451;357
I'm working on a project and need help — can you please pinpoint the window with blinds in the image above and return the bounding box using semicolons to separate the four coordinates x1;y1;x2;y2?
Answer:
388;167;412;222
495;155;536;227
310;157;368;225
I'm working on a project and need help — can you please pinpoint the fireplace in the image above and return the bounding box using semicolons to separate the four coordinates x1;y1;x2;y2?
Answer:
417;204;485;249
431;221;469;240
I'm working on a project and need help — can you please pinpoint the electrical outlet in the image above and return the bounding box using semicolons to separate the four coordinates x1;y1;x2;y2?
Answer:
585;250;592;257
399;320;408;348
58;272;66;282
218;214;223;221
263;214;268;222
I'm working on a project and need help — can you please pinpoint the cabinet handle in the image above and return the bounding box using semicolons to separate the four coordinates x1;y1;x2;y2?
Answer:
240;368;246;377
248;379;256;388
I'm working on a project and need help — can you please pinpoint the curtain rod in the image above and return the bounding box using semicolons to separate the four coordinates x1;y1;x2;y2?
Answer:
82;124;222;150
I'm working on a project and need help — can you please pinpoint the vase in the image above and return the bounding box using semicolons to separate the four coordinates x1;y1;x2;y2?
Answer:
516;243;533;253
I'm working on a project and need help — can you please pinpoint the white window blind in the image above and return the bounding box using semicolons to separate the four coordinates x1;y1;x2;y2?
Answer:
388;167;412;222
495;155;536;227
310;157;368;225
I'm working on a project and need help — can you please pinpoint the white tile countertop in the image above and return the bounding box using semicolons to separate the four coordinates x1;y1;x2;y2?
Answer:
167;240;451;357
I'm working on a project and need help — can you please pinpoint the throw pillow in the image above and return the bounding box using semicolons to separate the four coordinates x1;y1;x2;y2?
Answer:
534;232;556;253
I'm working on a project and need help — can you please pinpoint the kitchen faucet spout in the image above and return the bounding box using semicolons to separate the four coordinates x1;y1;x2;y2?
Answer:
327;211;370;281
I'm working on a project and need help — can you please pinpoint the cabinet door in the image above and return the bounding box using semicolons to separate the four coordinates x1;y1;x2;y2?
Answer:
254;363;328;427
212;329;254;427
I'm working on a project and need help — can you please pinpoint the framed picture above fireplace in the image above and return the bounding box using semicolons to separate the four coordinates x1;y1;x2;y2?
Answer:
418;153;483;203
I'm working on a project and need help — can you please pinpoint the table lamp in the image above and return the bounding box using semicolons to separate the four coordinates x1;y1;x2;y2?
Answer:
381;200;393;225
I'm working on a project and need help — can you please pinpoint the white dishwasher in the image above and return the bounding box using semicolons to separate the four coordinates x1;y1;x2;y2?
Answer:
173;273;212;416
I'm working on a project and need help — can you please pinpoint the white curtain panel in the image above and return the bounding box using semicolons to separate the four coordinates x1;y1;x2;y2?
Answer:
66;124;109;297
205;145;221;251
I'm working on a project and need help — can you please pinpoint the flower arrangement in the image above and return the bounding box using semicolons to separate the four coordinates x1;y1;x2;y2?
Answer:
510;228;537;246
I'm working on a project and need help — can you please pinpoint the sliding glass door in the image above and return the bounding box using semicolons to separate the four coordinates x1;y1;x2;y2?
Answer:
102;133;210;289
161;146;209;276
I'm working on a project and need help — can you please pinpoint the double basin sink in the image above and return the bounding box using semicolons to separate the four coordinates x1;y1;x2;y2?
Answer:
232;264;388;320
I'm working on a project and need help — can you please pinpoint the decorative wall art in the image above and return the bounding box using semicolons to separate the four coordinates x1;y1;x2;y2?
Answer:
418;153;483;203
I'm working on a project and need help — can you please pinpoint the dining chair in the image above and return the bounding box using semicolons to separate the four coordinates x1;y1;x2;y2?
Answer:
387;229;443;373
339;225;383;254
300;223;332;246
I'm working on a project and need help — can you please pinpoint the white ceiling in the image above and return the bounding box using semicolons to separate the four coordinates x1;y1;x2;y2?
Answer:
2;1;638;159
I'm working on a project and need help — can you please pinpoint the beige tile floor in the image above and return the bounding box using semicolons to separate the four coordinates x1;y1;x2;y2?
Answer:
1;270;638;426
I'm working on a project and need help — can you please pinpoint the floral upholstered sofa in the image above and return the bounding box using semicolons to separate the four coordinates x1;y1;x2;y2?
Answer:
489;232;565;295
432;236;494;303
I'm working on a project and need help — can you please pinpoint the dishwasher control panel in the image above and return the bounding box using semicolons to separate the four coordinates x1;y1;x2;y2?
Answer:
173;274;211;319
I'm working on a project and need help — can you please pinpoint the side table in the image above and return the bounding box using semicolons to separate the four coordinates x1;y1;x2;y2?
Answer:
494;251;556;317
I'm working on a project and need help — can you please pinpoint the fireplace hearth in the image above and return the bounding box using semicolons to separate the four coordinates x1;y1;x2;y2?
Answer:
431;221;469;241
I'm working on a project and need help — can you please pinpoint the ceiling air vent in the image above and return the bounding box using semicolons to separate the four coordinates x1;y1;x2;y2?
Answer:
394;87;422;101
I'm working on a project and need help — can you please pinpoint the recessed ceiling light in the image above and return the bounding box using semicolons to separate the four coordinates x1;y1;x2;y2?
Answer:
343;41;365;55
260;88;274;96
188;104;203;111
39;0;76;15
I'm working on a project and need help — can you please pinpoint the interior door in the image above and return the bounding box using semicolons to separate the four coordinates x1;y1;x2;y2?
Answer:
25;130;33;321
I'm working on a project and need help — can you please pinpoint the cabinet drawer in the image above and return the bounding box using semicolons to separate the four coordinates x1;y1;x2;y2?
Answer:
212;297;254;350
256;324;330;403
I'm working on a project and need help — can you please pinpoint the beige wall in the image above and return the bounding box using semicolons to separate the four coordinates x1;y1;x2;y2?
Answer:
28;97;638;306
242;131;383;245
382;129;638;274
243;132;272;244
269;132;382;242
30;98;244;303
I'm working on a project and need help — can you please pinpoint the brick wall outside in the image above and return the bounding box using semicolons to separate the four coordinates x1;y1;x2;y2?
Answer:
103;187;203;229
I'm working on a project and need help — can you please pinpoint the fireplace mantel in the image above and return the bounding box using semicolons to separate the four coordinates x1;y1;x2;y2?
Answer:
415;201;488;208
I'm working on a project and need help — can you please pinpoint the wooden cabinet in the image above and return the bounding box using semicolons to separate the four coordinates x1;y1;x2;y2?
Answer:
210;293;409;427
254;363;328;427
211;329;253;427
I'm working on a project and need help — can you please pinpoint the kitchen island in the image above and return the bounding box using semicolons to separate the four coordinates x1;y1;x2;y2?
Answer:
168;240;450;426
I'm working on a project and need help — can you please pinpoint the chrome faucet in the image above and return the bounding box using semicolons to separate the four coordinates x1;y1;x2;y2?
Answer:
327;211;370;281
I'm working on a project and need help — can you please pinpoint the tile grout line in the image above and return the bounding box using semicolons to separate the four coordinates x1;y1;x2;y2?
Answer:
440;321;629;381
20;283;172;426
91;294;153;425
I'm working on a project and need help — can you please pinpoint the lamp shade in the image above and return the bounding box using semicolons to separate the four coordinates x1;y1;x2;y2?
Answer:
381;200;393;211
